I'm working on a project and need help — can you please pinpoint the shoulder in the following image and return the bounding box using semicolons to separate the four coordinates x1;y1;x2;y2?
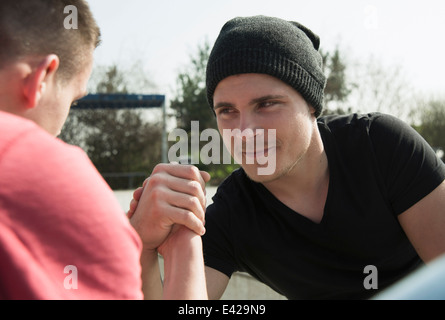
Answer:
0;111;136;235
318;112;423;151
0;112;96;190
319;112;415;137
0;111;41;154
0;111;84;161
318;112;390;133
0;113;122;222
0;112;142;299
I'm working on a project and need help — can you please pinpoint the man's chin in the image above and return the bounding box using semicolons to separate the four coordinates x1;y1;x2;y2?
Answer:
242;164;279;184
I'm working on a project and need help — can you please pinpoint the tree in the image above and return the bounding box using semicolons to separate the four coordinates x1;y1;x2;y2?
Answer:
170;40;216;132
347;55;414;120
321;47;415;121
321;47;352;115
413;98;445;160
60;63;162;189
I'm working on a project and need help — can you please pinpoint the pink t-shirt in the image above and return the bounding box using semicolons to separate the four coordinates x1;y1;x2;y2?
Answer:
0;111;143;299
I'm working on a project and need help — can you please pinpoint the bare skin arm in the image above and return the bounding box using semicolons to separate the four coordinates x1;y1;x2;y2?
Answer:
160;226;208;299
129;163;210;299
398;180;445;263
205;266;230;300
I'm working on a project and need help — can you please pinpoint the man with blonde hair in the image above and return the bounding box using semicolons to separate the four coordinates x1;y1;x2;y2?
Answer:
0;0;208;299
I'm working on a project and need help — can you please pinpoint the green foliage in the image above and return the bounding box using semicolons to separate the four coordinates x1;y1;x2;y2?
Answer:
413;99;445;158
170;40;216;132
322;47;351;114
321;48;353;115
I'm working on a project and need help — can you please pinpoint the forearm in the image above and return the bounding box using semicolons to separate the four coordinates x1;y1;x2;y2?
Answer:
162;230;208;300
140;249;163;300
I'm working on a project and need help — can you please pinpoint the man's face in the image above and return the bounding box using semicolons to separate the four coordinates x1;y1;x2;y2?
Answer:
35;50;94;136
213;73;317;183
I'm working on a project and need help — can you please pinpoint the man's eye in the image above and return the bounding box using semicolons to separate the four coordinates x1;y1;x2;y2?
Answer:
216;107;233;115
258;101;276;108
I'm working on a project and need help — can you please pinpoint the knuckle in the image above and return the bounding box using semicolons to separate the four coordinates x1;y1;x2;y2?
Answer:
147;173;164;188
152;163;169;175
188;196;201;209
183;165;200;179
179;209;198;226
188;180;202;195
189;165;201;178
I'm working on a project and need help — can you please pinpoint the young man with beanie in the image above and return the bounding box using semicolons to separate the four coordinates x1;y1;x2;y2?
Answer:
202;15;445;299
0;0;208;299
131;16;445;299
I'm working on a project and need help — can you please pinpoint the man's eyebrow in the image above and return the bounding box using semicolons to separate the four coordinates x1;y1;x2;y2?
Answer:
213;101;235;110
213;95;287;110
249;95;287;105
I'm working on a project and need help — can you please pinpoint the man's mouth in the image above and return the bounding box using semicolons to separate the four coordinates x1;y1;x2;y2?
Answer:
241;146;276;161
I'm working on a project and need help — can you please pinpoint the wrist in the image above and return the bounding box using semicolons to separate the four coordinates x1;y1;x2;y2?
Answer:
140;247;159;261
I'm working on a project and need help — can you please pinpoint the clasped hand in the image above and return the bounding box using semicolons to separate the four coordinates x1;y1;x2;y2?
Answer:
128;163;211;255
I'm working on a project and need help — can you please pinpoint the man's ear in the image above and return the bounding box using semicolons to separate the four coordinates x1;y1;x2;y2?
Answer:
23;55;60;109
308;104;316;116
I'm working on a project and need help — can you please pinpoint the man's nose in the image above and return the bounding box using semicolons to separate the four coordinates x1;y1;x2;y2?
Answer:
238;113;261;138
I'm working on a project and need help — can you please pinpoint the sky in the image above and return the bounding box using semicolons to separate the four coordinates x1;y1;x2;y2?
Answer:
88;0;445;98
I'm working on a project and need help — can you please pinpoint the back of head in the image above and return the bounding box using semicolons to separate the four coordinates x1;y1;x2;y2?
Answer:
0;0;101;83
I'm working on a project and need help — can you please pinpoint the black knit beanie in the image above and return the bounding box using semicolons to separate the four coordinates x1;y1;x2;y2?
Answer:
206;16;327;118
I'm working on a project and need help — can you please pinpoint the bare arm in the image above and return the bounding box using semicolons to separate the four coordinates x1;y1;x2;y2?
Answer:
139;249;163;300
398;180;445;263
205;266;230;300
160;226;208;299
129;163;210;299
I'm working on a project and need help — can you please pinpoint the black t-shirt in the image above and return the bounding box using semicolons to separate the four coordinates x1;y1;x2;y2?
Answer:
202;113;445;299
